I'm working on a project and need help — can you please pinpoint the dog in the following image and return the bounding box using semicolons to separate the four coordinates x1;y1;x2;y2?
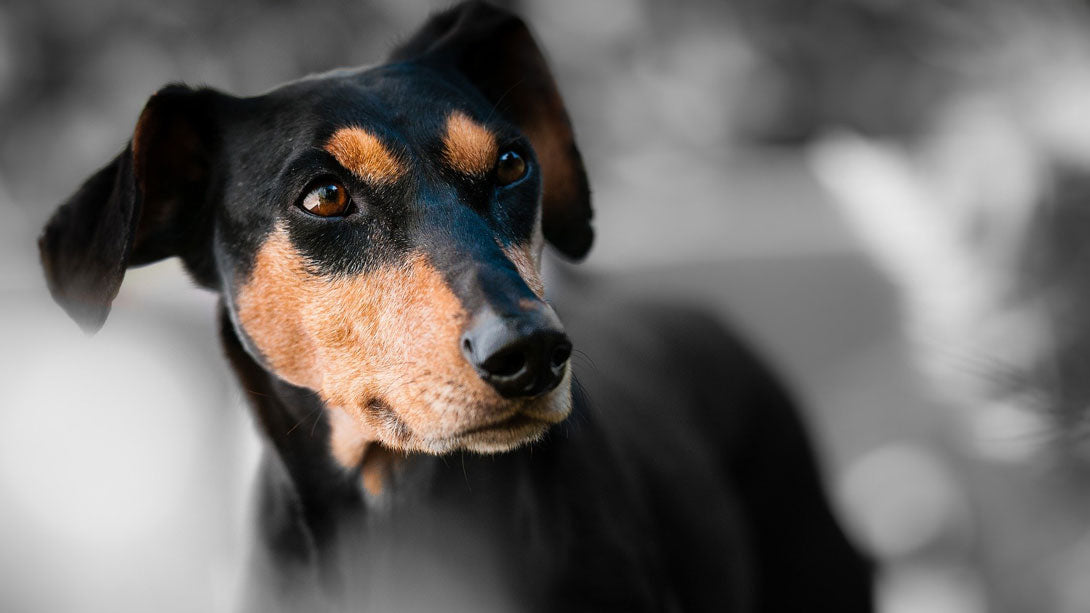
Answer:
38;3;872;610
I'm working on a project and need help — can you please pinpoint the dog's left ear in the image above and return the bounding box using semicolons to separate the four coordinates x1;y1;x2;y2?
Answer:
391;1;593;260
39;85;225;332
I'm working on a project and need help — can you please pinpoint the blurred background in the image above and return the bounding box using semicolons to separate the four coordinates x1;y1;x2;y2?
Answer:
4;0;1090;611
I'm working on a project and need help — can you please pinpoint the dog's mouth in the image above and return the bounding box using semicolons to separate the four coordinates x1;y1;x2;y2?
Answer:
353;397;562;454
368;400;552;442
341;371;573;455
458;412;543;437
449;412;553;453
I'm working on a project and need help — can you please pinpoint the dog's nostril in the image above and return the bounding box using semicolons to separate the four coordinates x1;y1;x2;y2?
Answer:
481;346;527;378
550;341;572;369
462;305;570;398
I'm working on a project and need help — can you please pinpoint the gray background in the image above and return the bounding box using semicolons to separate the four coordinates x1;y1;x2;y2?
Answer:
2;1;1088;612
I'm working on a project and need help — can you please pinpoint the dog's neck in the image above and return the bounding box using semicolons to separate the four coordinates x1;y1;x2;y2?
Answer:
218;307;372;503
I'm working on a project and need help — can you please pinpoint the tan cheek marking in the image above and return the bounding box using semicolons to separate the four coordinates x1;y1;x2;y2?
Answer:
503;244;545;299
236;230;322;390
443;111;498;177
335;257;481;443
325;127;405;184
237;226;501;460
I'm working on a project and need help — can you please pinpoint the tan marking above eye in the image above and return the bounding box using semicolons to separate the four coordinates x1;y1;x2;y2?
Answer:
443;111;498;177
325;127;405;184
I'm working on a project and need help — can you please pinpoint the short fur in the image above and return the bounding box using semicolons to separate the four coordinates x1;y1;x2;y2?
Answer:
38;2;872;611
443;110;500;176
325;127;406;185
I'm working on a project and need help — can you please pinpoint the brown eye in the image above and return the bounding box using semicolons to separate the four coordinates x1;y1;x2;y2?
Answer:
495;150;527;186
300;181;350;216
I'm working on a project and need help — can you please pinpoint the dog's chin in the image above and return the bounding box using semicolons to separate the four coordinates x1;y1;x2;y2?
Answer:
408;407;564;455
453;414;554;453
415;396;571;455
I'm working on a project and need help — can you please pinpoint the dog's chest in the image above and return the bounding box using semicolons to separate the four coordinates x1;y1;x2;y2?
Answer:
317;436;745;612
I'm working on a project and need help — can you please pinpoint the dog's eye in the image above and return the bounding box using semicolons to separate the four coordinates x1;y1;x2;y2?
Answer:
300;181;350;217
495;150;527;186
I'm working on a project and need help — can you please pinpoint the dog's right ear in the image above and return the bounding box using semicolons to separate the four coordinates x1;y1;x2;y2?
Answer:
40;84;225;333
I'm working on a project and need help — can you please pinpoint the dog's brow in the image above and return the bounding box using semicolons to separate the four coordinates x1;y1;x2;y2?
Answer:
442;111;498;177
325;127;406;184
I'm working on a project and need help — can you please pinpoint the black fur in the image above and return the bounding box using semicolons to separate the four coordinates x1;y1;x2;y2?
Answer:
39;2;873;611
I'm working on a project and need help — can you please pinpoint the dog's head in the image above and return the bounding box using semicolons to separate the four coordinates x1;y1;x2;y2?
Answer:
38;2;593;459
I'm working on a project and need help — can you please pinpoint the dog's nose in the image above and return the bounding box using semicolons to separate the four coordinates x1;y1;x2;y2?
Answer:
460;306;572;398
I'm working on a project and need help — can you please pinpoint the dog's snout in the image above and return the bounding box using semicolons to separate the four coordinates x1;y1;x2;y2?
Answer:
461;306;572;398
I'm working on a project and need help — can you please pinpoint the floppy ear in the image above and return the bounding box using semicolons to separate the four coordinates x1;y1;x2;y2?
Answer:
39;84;223;333
391;1;594;260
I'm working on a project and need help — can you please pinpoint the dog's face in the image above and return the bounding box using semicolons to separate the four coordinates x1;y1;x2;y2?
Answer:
220;65;579;457
38;3;593;460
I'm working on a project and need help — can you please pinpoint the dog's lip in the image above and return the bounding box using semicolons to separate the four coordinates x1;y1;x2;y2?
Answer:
456;412;545;437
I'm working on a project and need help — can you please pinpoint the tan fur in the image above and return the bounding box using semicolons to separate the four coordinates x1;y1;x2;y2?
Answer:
443;111;498;176
502;244;545;299
328;406;369;469
360;445;400;497
236;226;571;465
325;127;405;184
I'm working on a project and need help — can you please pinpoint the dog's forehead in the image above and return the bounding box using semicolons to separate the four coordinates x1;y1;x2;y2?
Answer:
255;63;503;150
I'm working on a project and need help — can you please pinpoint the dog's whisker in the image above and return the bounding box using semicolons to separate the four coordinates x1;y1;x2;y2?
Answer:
286;407;323;436
485;78;526;123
